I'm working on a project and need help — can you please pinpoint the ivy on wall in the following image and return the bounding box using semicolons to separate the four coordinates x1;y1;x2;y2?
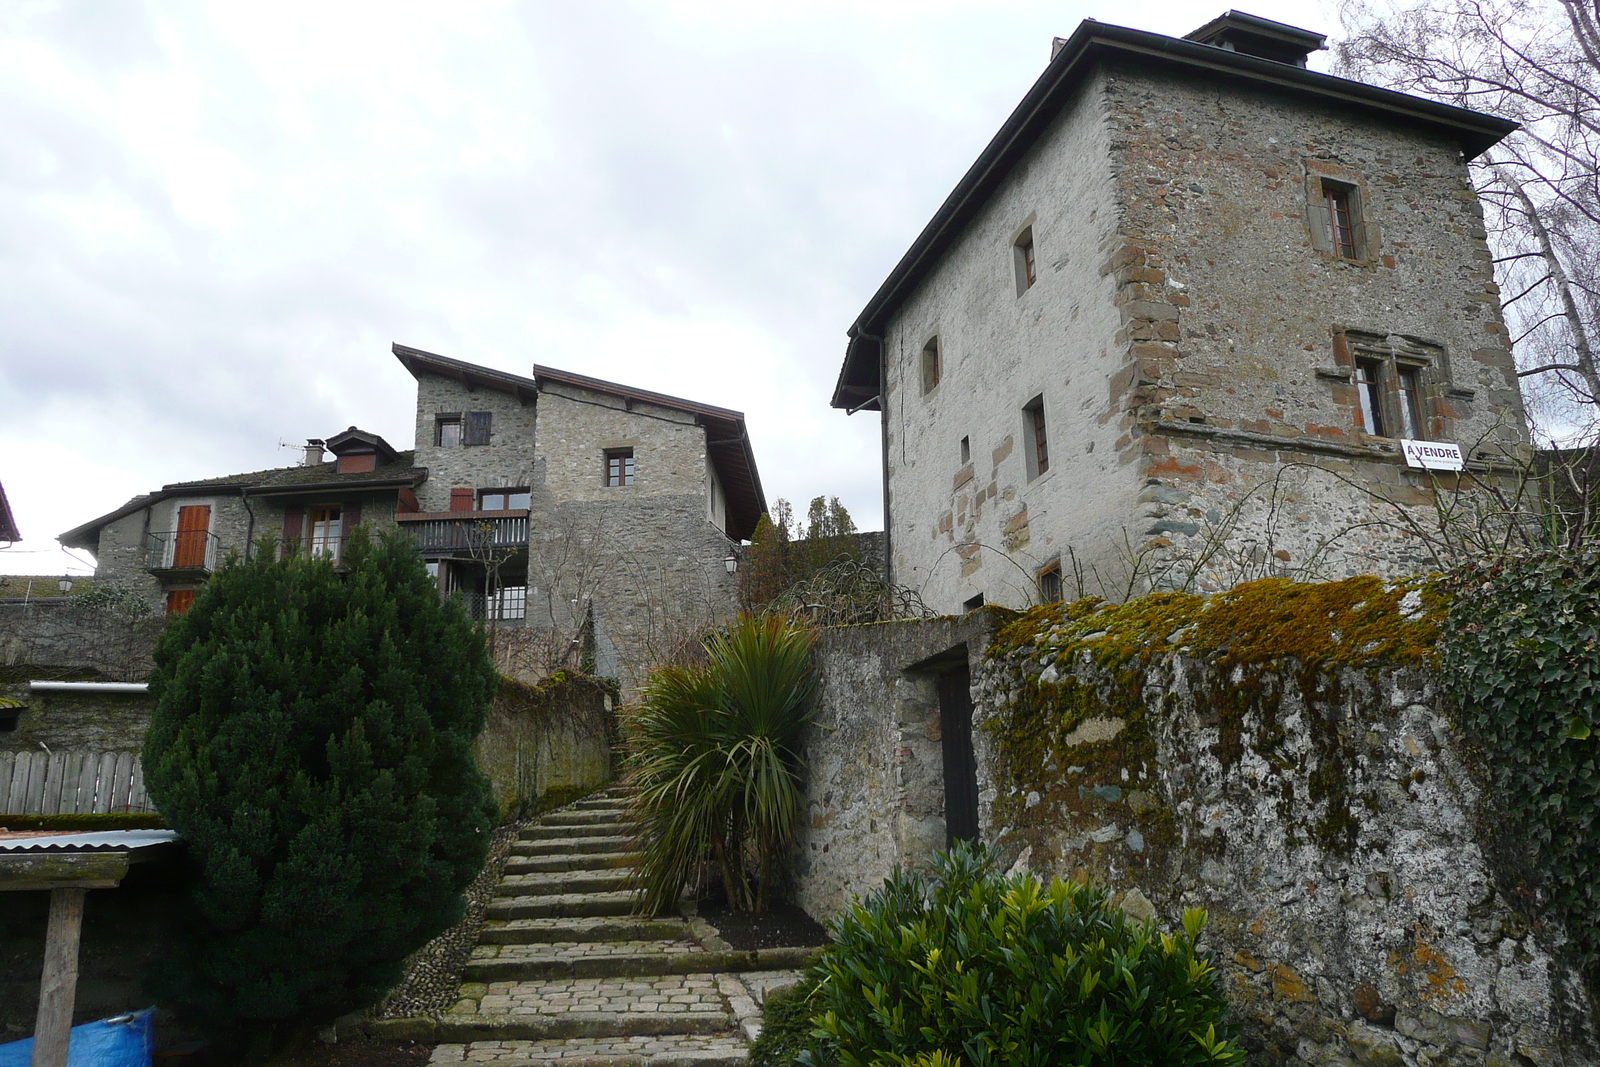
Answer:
1438;547;1600;999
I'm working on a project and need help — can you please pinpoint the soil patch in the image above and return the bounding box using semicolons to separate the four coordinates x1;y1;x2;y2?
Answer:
265;1036;432;1066
697;900;830;951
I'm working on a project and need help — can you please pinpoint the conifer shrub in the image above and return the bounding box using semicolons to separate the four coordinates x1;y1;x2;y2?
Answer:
142;530;498;1057
805;844;1241;1067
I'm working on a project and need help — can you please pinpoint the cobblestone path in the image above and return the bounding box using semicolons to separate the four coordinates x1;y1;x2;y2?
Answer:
429;788;813;1066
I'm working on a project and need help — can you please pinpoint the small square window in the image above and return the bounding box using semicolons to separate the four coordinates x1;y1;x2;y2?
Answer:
605;449;635;487
436;415;463;448
959;436;971;465
1038;563;1063;604
963;593;985;612
921;337;941;395
1023;394;1049;479
1014;226;1036;294
1308;175;1368;261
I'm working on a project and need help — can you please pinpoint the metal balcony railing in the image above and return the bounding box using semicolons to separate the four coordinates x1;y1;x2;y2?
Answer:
145;529;221;573
401;515;529;554
457;586;528;622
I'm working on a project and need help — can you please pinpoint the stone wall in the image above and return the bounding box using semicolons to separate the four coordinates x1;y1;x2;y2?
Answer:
475;673;615;819
0;601;162;682
792;588;1599;1066
0;677;153;754
412;372;541;514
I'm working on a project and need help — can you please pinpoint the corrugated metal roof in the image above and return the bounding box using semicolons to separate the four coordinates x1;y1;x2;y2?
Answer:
0;829;180;852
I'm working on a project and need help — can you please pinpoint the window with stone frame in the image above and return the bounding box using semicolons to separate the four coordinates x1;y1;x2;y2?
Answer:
605;448;635;487
1023;394;1049;479
1306;168;1375;262
1013;225;1037;295
1037;562;1063;603
436;414;463;448
1337;331;1447;440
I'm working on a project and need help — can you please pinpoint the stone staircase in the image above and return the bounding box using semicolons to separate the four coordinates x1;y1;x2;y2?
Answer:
429;788;813;1066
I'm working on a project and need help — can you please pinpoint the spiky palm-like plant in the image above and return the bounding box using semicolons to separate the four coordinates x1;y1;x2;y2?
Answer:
625;614;816;913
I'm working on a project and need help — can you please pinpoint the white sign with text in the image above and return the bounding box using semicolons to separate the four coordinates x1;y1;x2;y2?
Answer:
1401;440;1465;471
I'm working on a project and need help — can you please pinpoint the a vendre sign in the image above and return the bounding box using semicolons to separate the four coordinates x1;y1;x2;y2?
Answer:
1401;440;1465;471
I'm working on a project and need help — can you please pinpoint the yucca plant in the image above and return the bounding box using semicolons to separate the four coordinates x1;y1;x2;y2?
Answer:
624;614;816;913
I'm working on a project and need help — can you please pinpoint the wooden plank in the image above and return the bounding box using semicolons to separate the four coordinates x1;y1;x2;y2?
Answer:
110;752;135;811
95;752;119;814
73;755;97;816
13;752;39;814
41;752;66;816
24;753;47;815
0;753;14;814
0;852;129;891
31;887;86;1067
57;753;83;815
127;761;149;814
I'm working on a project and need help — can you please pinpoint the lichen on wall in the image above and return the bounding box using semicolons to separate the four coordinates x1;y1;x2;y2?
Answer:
474;671;615;819
973;576;1597;1066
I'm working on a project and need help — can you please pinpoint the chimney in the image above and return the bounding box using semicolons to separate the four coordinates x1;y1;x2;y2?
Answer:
302;439;326;466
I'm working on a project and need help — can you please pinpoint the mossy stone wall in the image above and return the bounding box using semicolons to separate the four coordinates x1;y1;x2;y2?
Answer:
475;672;615;819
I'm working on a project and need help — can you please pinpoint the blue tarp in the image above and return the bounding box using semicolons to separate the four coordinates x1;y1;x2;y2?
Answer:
0;1009;154;1067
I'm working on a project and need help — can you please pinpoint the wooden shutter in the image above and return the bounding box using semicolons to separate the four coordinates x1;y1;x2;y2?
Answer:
1307;179;1332;253
282;506;304;556
166;590;196;615
463;411;492;446
341;501;362;556
449;488;474;512
173;505;211;569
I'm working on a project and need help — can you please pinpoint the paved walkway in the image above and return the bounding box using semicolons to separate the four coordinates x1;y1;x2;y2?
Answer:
429;788;812;1066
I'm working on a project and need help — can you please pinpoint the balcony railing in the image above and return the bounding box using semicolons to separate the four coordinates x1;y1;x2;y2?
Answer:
457;586;528;623
399;515;529;554
145;529;222;573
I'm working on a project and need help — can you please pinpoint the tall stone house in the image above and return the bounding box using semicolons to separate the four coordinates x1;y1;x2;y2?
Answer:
831;11;1527;613
60;344;764;687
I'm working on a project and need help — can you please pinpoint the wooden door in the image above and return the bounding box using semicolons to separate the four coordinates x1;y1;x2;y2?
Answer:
173;505;211;568
938;668;980;846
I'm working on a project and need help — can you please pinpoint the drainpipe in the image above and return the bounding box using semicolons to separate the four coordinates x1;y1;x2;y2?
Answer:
240;488;256;562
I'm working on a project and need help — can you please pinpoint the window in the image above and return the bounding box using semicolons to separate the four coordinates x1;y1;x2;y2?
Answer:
605;449;635;487
1308;174;1369;261
1354;359;1386;437
480;489;531;511
1023;394;1049;479
963;593;986;612
487;584;527;621
959;436;971;465
1038;563;1063;604
1341;331;1444;440
1014;226;1037;294
921;337;941;395
1324;182;1358;260
436;415;462;448
309;506;342;560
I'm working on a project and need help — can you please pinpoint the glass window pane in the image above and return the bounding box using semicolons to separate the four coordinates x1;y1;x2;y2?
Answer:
508;491;530;509
1398;368;1423;438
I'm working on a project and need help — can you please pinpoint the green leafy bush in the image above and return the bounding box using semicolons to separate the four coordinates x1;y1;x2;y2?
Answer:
808;844;1241;1067
142;530;498;1057
1439;546;1600;997
750;973;827;1067
624;614;815;913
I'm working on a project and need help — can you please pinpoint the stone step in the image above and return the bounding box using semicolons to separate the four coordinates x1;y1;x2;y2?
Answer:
429;1034;749;1065
487;891;640;920
481;918;691;945
521;825;637;843
540;809;633;827
496;871;634;898
513;836;639;857
573;796;636;810
464;946;822;983
505;852;639;875
435;1012;734;1043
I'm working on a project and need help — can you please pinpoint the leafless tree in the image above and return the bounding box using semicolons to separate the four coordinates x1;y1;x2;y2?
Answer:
1337;0;1600;442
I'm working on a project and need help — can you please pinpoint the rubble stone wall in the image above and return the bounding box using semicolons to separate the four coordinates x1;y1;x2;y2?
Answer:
475;673;614;819
794;602;1598;1066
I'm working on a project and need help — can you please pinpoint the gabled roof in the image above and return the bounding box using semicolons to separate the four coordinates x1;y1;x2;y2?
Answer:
0;479;18;543
58;452;423;551
325;427;399;463
831;13;1520;411
392;343;767;540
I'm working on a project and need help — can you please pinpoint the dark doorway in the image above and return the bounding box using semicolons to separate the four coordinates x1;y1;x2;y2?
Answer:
938;667;979;847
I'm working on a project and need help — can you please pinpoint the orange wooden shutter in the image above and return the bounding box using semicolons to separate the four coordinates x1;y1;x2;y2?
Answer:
449;488;474;512
166;590;196;615
173;506;211;568
282;506;303;554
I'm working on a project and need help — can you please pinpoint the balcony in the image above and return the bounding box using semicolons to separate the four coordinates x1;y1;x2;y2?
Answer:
397;512;529;555
145;529;221;576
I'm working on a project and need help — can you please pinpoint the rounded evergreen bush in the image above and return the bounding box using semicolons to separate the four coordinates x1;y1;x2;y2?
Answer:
806;843;1241;1067
142;530;498;1056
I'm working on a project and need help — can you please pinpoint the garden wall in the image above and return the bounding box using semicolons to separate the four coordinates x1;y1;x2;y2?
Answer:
475;672;615;818
794;580;1599;1067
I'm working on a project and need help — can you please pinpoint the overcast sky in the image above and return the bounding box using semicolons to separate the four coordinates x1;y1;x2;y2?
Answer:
0;0;1338;576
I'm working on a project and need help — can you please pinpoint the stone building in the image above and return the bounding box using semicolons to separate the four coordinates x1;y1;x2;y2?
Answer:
58;345;765;688
831;11;1528;613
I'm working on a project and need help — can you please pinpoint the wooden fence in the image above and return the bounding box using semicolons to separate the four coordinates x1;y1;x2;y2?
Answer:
0;750;154;815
